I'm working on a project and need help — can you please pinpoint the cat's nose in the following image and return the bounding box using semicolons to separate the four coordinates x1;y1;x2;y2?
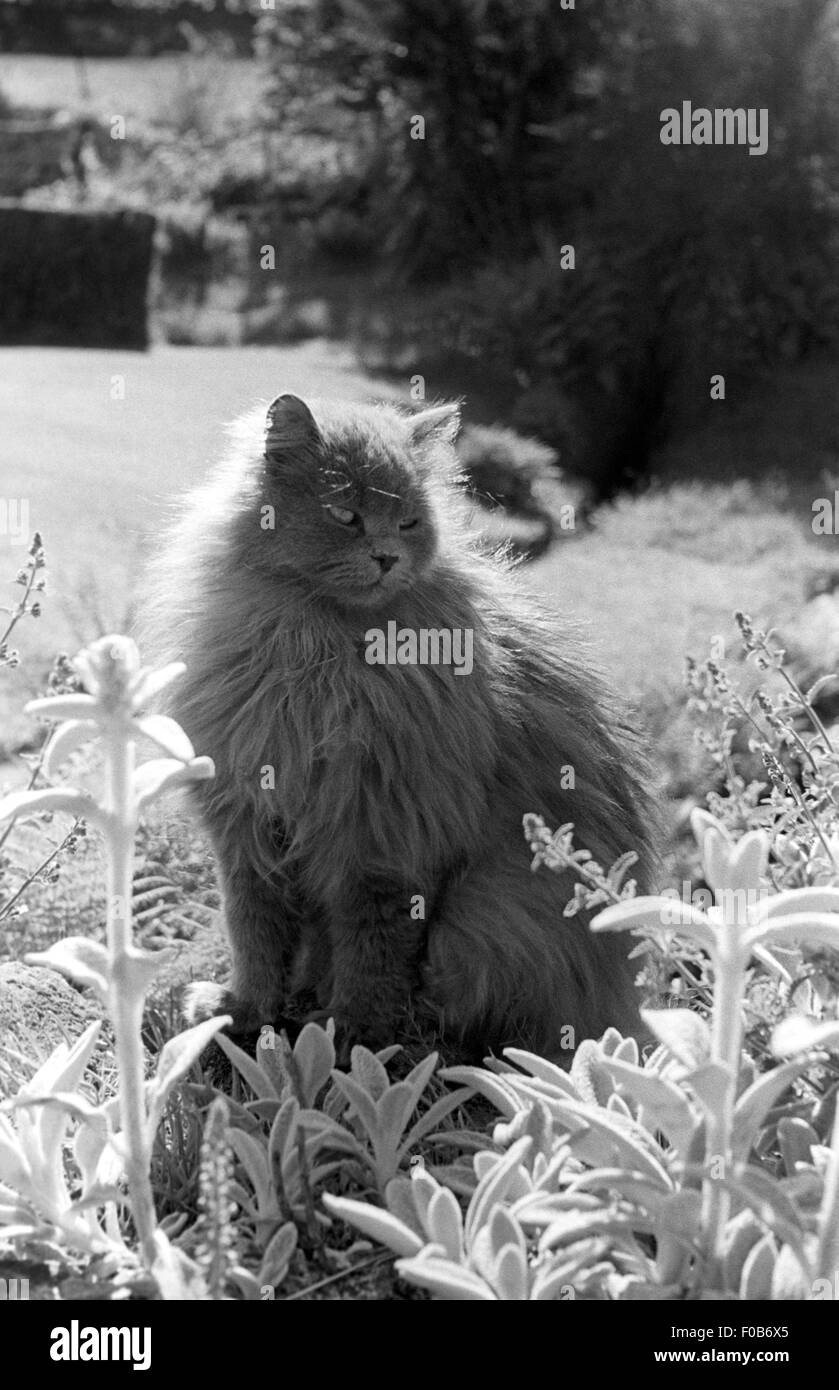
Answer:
373;552;400;574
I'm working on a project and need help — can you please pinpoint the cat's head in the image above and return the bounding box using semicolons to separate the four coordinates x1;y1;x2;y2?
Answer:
251;394;460;609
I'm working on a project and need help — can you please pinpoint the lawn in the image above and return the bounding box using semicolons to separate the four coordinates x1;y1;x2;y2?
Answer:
0;51;264;128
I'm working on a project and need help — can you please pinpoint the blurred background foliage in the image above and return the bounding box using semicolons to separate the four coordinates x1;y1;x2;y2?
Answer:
256;0;839;493
2;0;839;496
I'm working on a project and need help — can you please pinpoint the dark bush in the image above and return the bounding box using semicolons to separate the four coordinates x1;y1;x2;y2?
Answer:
0;201;155;348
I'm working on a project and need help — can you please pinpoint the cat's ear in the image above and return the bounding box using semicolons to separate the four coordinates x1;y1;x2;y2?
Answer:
265;394;322;462
408;402;461;449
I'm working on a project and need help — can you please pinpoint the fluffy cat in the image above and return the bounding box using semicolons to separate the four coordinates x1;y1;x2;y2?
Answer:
142;393;656;1059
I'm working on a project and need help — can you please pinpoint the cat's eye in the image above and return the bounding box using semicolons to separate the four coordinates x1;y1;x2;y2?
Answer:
399;517;419;530
325;503;359;526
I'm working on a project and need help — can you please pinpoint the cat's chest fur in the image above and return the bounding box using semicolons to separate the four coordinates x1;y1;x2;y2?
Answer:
216;614;500;888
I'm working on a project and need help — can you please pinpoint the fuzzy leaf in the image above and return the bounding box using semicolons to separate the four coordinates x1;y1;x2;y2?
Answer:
0;1115;29;1193
128;662;187;708
654;1191;702;1284
147;1016;232;1138
216;1034;279;1100
73;1114;116;1196
350;1046;391;1102
643;1009;711;1070
22;1021;102;1098
322;1193;424;1257
151;1230;208;1301
502;1048;580;1098
466;1137;532;1247
732;1057;813;1160
719;1170;810;1266
24;937;109;1000
291;1022;335;1106
439;1066;520;1117
569;1040;615;1107
760;887;839;918
739;1233;776;1300
397;1086;473;1161
0;786;99;825
722;1208;764;1290
770;1243;811;1299
42;720;97;777
268;1096;300;1168
777;1117;818;1176
406;1163;444;1234
424;1186;464;1262
601;1057;697;1158
592;896;717;950
133;756;214;808
384;1176;426;1242
402;1052;440;1108
553;1103;672;1190
488;1204;527;1263
772;1014;839;1056
532;1245;605;1300
113;945;179;1002
497;1074;593;1123
259;1221;298;1288
376;1081;420;1155
133;714;195;761
538;1208;655;1253
9;1091;104;1124
752;912;839;954
228;1130;275;1217
491;1242;529;1301
727;831;769;894
684;1070;732;1135
25;694;98;718
395;1251;497;1300
328;1069;381;1138
554;1170;669;1215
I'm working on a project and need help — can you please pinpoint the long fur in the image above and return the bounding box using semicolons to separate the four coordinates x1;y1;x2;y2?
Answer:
140;395;657;1058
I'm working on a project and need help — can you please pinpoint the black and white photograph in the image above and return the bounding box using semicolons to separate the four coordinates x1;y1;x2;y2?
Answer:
0;0;838;1338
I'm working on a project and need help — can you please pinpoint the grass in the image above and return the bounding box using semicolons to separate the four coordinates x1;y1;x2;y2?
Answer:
530;478;835;703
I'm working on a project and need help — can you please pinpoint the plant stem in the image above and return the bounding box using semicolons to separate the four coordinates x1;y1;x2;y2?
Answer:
701;938;746;1288
0;818;82;921
105;721;158;1271
0;549;39;652
817;1086;839;1284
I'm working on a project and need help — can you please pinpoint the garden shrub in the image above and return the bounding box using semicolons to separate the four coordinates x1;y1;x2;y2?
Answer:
0;201;155;348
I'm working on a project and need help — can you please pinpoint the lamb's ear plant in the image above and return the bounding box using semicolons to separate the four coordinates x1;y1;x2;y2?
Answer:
215;1023;473;1230
0;635;228;1292
590;809;839;1289
326;1046;473;1195
330;808;839;1300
